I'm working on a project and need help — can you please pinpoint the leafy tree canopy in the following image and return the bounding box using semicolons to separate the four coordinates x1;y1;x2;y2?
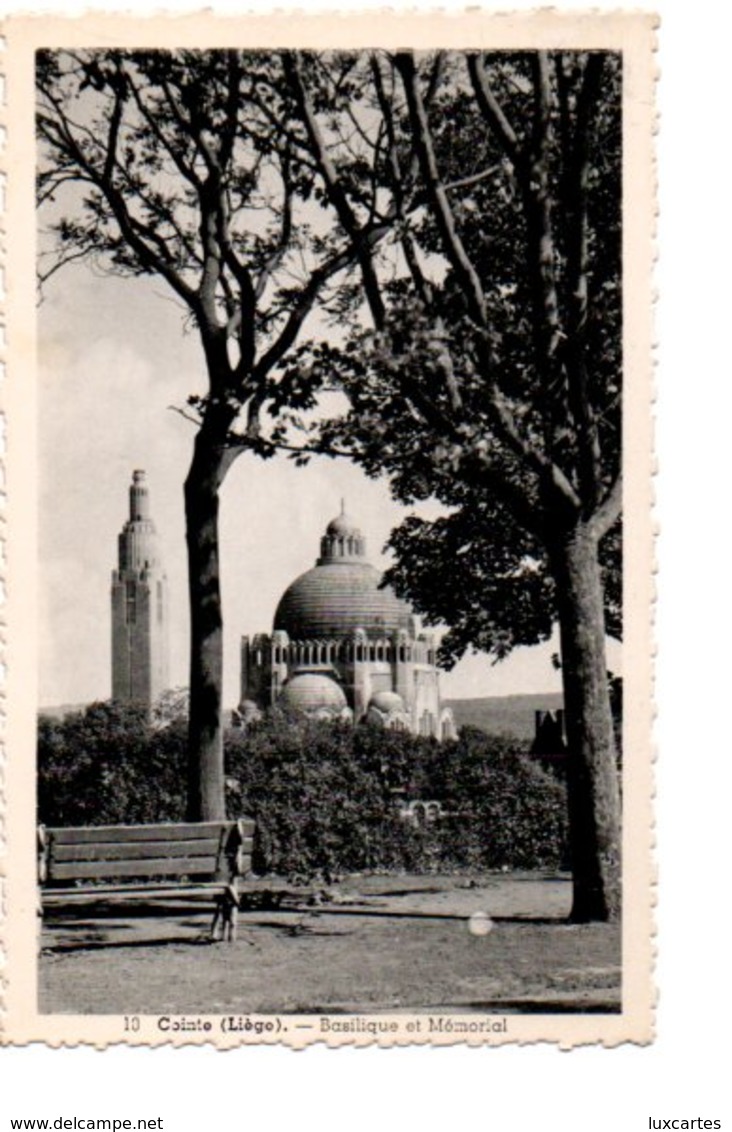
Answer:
276;51;622;667
280;50;624;920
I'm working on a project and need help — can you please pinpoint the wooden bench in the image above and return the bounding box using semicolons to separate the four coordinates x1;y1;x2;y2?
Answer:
38;819;255;943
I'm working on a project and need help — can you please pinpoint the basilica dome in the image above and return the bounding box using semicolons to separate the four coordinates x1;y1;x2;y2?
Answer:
274;508;412;640
239;504;455;740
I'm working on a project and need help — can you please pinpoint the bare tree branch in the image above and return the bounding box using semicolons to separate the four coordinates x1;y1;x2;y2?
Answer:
38;111;201;314
397;51;487;327
253;147;295;302
587;472;622;541
38;245;95;286
124;66;203;190
395;52;580;511
468;53;525;170
251;240;357;381
285;51;387;329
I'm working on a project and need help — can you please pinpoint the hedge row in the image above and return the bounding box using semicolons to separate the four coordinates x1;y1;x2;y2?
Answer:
38;702;568;878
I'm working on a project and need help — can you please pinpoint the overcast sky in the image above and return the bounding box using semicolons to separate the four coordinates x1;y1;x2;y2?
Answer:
38;252;621;709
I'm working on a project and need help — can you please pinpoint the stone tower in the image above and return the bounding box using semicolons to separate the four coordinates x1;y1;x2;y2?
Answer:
111;470;169;707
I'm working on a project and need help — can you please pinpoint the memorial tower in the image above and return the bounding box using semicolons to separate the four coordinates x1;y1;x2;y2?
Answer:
111;470;169;708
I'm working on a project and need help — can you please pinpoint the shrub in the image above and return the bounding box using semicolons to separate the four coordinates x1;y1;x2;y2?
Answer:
225;716;568;878
225;714;386;879
37;701;187;826
37;705;568;875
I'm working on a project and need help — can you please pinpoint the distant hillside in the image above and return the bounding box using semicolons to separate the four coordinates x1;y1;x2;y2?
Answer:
446;693;564;742
41;693;564;743
39;703;88;720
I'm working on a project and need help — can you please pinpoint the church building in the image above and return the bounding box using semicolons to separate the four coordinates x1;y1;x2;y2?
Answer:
111;470;169;707
239;507;456;739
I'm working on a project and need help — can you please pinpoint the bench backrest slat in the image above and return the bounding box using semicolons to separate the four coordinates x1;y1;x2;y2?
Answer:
50;856;223;881
51;837;251;864
48;821;255;845
41;819;254;885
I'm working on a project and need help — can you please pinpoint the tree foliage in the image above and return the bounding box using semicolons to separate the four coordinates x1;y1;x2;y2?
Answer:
37;702;187;826
381;504;621;669
284;50;623;921
303;51;622;633
36;50;401;820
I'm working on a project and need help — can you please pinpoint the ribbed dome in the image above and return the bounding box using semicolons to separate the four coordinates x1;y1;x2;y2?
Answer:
279;673;347;711
275;561;412;639
275;508;413;639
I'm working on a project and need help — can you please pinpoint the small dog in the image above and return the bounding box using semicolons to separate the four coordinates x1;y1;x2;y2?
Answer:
210;883;240;943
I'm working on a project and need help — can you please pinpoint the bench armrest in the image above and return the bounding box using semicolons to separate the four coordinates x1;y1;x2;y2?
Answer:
38;825;48;884
224;818;255;878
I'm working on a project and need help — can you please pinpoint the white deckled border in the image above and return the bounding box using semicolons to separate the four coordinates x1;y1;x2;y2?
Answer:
0;9;657;1048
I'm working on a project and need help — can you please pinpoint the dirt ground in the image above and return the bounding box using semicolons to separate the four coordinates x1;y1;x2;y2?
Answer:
39;872;621;1015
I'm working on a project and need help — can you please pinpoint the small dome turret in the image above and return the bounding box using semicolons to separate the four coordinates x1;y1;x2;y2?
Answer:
319;501;366;563
326;502;361;539
279;673;348;716
366;689;411;730
369;691;406;715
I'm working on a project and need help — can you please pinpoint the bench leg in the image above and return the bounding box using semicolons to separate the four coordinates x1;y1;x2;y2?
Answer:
210;902;221;942
227;903;238;944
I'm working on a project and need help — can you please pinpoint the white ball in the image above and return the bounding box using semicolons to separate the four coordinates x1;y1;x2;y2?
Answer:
468;911;494;937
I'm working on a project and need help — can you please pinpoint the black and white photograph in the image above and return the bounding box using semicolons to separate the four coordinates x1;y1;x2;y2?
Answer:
2;10;654;1046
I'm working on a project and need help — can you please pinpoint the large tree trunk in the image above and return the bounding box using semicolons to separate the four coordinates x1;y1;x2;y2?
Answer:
549;522;621;923
184;419;235;822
